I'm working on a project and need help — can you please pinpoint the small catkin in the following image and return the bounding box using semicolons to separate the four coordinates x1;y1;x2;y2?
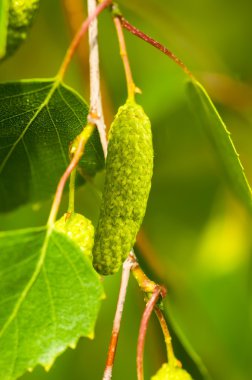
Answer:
151;363;193;380
93;100;153;275
55;213;94;260
3;0;40;60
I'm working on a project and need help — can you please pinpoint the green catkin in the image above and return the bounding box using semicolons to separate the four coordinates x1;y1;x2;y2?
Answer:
151;363;193;380
2;0;40;61
93;100;153;275
55;213;94;260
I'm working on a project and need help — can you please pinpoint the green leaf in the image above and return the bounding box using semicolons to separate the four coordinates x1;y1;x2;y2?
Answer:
187;79;252;212
0;225;104;379
0;0;9;59
0;79;104;213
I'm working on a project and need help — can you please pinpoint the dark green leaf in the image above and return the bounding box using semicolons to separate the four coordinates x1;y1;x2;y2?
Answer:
0;79;104;212
0;226;104;379
0;0;9;59
187;79;252;212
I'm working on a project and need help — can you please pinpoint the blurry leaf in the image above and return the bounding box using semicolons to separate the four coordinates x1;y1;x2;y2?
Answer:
0;79;104;213
0;0;9;59
1;0;40;61
0;226;104;380
187;79;252;212
140;100;247;379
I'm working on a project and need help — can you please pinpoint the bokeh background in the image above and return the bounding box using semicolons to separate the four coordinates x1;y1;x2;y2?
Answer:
0;0;252;379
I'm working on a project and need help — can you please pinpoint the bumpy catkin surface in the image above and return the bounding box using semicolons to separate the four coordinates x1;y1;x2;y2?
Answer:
93;100;153;275
6;0;40;59
151;364;193;380
55;213;94;260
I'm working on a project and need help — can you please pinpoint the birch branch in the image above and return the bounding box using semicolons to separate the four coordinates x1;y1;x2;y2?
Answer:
88;0;108;157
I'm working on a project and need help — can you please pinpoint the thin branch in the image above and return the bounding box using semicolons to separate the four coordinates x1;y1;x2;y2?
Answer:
88;0;108;157
47;123;95;226
137;287;162;380
102;254;134;380
61;0;89;97
113;16;136;101
57;0;112;80
120;17;193;78
131;259;156;294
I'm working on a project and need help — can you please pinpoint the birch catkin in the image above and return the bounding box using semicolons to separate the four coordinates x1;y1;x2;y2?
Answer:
55;213;94;261
93;100;153;275
151;364;193;380
2;0;40;60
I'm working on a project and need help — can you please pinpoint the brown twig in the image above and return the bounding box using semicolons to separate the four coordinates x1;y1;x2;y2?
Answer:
137;287;162;380
113;16;137;100
120;17;193;79
102;254;134;380
57;0;112;80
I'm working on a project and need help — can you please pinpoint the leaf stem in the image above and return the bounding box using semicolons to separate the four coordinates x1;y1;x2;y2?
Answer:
120;17;194;79
137;287;162;380
154;307;180;368
67;168;76;213
61;0;89;96
47;123;95;226
57;0;112;81
113;15;136;101
102;254;134;380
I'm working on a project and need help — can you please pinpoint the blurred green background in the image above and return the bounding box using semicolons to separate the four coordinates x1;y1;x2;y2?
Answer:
1;0;252;379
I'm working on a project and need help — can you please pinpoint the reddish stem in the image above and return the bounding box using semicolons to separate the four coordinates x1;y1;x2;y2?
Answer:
103;255;134;380
121;17;193;78
61;0;89;92
137;287;162;380
57;0;112;79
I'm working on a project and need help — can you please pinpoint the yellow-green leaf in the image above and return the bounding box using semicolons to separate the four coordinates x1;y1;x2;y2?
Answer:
0;226;104;379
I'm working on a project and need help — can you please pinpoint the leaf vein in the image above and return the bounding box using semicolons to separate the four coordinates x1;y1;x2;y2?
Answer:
46;105;68;167
0;81;60;175
0;228;50;340
0;83;53;101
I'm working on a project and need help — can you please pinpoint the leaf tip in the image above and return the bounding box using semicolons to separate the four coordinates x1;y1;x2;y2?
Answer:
87;331;95;340
44;361;55;372
69;341;78;350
